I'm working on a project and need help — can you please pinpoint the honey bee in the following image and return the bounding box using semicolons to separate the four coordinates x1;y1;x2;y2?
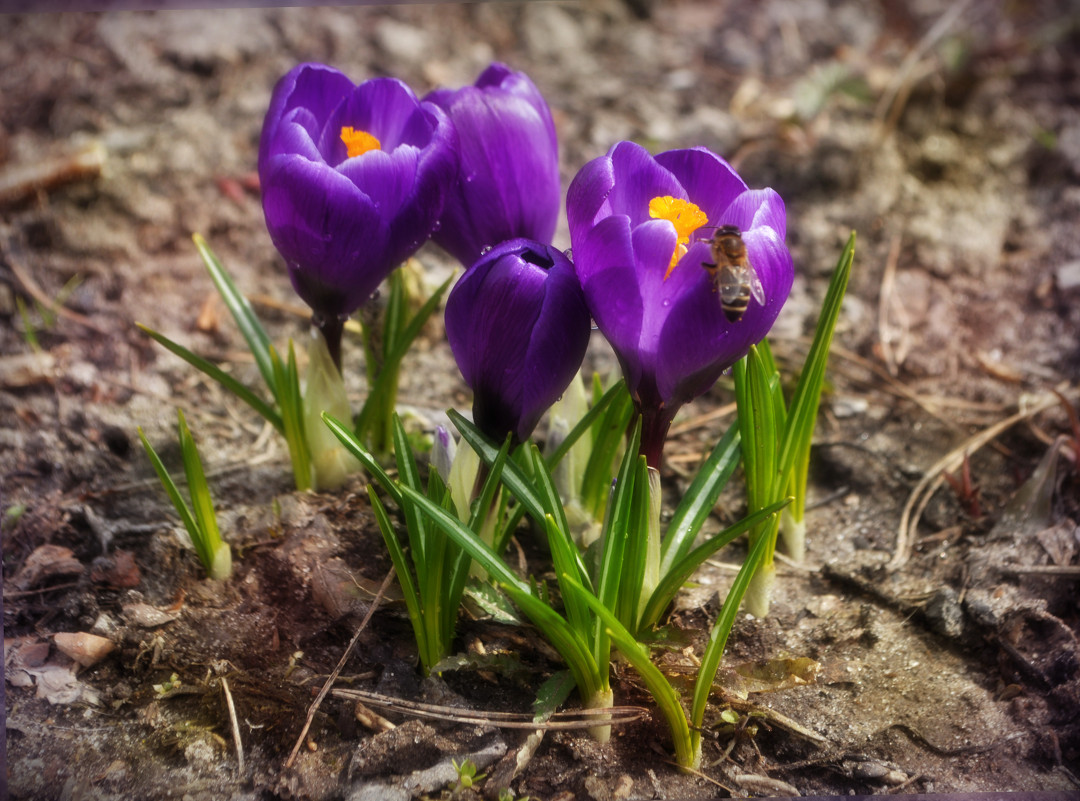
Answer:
702;225;764;322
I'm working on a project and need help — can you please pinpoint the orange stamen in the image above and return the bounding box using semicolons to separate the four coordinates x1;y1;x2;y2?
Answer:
340;126;381;159
648;196;708;279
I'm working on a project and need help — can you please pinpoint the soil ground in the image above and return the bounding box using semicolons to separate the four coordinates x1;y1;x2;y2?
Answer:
2;2;1080;799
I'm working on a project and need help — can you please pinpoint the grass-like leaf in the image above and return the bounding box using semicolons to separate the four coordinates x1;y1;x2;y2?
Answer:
639;497;791;631
580;382;634;518
368;486;430;667
270;342;312;492
689;516;780;755
139;412;231;580
136;324;283;433
322;412;402;505
544;379;626;470
658;423;741;575
400;485;603;700
563;577;695;769
192;233;277;402
355;271;454;454
616;453;653;632
542;508;594;643
591;419;642;673
448;409;547;525
777;231;855;521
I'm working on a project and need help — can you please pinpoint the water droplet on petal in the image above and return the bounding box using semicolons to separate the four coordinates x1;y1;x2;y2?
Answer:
479;245;492;256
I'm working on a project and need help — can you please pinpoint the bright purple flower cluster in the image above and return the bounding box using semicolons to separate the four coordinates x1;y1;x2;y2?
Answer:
258;61;793;457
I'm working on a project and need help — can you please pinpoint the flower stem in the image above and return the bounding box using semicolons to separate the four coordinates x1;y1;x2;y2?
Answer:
637;403;676;469
313;313;346;373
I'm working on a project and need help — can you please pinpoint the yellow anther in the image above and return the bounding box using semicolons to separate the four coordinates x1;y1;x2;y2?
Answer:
340;126;381;159
648;196;708;279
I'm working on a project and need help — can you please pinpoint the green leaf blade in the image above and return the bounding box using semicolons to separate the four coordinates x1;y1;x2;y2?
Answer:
659;423;741;575
192;234;278;402
137;323;283;433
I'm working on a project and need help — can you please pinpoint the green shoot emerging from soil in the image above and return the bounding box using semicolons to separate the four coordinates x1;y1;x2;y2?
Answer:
138;409;231;581
735;231;855;616
138;235;449;490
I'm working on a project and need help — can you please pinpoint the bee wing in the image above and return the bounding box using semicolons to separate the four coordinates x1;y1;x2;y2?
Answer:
747;265;766;306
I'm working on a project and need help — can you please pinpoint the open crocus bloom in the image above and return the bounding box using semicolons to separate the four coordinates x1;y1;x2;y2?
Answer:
444;238;591;444
425;63;560;268
567;141;794;466
259;63;457;322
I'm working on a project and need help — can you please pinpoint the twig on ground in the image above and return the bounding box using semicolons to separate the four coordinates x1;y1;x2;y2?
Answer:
997;565;1080;577
221;676;244;775
876;233;907;376
889;388;1070;572
284;567;396;770
668;402;737;437
0;140;106;206
331;687;648;730
5;240;110;336
874;0;973;134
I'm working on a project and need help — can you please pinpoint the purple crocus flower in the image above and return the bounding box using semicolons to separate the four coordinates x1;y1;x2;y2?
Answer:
567;141;794;467
445;238;591;444
259;63;456;362
425;63;560;268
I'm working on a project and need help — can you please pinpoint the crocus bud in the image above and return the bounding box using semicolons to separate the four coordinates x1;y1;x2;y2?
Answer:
425;63;560;267
259;63;457;321
567;141;794;467
445;238;591;444
432;425;457;485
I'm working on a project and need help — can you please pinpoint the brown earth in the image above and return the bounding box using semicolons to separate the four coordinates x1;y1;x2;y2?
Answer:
2;2;1080;800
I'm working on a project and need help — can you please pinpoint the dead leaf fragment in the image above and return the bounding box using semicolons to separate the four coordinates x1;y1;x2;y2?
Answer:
195;292;220;333
122;602;181;628
54;632;115;667
11;544;83;591
0;351;57;388
90;549;141;588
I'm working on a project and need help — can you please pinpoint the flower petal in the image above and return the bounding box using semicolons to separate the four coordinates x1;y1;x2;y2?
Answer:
608;141;684;225
721;188;788;240
260;63;353;173
567;153;616;245
518;259;592;439
261;155;391;316
445;240;589;441
655;147;748;227
427;64;559;266
319;77;433;165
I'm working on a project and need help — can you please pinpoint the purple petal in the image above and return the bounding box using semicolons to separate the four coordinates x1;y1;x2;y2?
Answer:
518;261;591;439
261;155;392;316
655;226;793;403
318;77;432;165
567;154;616;245
607;141;684;225
427;65;559;266
337;146;421;220
264;109;328;165
260;63;353;173
720;188;788;240
655;147;748;226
